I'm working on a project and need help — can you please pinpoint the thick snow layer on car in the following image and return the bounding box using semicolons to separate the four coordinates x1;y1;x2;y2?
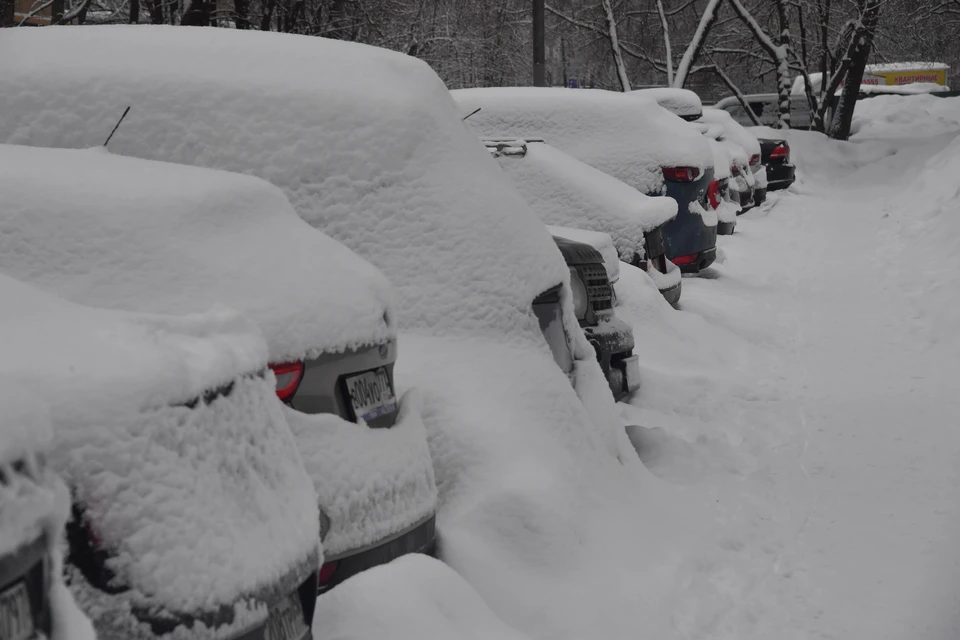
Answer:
452;87;713;196
631;87;703;119
701;107;761;159
755;164;768;189
546;226;620;284
313;555;533;640
0;144;393;362
491;140;676;262
0;26;565;342
0;274;320;616
706;137;733;180
283;389;437;557
715;198;740;224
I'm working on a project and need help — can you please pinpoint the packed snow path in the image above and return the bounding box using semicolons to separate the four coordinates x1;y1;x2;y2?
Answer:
624;122;960;639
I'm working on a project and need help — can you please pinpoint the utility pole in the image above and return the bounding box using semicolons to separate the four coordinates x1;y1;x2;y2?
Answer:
533;0;546;86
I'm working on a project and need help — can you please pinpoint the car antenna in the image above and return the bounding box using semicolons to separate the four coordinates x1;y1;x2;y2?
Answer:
462;107;481;121
103;106;131;147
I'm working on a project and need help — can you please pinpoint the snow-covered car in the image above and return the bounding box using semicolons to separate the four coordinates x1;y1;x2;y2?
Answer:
696;128;741;235
0;26;611;409
757;138;796;192
631;87;703;121
714;93;813;129
542;232;639;400
481;137;682;305
1;386;89;640
0;34;657;638
700;108;762;210
0;273;320;640
0;143;438;595
452;87;719;273
639;88;761;216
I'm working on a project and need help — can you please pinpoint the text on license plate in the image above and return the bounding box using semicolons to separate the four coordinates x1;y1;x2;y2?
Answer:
344;367;398;423
0;581;34;640
264;593;307;640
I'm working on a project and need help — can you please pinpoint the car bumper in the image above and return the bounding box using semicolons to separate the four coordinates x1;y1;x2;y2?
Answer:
659;278;682;306
676;246;717;274
766;164;795;191
319;513;436;594
717;220;736;235
584;315;640;401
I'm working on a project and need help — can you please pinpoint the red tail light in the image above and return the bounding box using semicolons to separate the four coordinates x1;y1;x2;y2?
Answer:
707;180;721;209
671;253;698;266
769;144;789;160
269;362;304;401
318;561;339;585
749;154;761;167
731;164;741;176
662;166;701;182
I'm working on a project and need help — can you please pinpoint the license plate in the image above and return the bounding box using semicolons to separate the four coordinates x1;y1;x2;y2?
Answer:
0;581;33;640
344;367;398;423
623;355;641;394
264;593;307;640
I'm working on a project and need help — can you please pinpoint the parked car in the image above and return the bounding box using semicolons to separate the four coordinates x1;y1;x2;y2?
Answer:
699;108;762;211
0;143;439;595
452;87;719;273
482;137;681;304
757;138;797;192
0;26;614;422
548;233;639;400
0;386;83;640
696;128;741;235
0;272;320;640
714;94;813;129
639;89;764;214
631;87;703;121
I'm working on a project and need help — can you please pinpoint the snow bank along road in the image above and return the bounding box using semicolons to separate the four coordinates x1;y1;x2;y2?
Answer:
621;97;960;639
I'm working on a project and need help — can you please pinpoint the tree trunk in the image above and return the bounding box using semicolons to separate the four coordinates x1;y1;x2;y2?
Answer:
729;0;792;128
674;0;722;88
829;0;882;140
233;0;248;27
129;0;139;22
655;0;673;86
600;0;631;91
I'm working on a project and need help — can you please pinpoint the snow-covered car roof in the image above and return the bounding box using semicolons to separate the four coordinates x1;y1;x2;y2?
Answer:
630;87;703;120
0;144;394;362
485;139;677;262
701;107;761;159
0;26;566;340
0;273;320;616
451;87;714;196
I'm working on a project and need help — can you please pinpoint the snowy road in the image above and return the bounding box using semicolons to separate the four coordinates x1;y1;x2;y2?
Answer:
623;116;960;639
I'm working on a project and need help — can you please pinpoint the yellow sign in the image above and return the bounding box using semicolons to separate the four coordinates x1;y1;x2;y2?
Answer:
865;64;949;87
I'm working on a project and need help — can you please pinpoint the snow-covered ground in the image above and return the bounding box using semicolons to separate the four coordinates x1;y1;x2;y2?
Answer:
617;94;960;638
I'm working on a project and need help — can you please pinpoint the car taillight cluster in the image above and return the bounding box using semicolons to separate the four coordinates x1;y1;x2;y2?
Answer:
662;166;701;183
749;154;761;167
769;144;789;160
318;561;339;592
731;164;741;176
707;180;722;210
671;254;698;266
269;362;304;401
